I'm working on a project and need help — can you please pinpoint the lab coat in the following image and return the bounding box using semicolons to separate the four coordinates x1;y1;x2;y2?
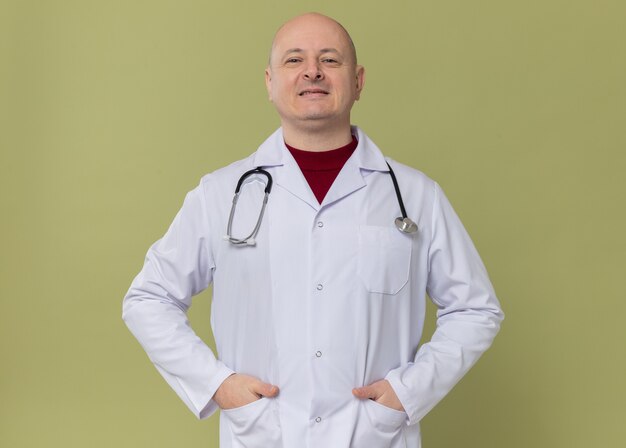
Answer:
123;126;503;448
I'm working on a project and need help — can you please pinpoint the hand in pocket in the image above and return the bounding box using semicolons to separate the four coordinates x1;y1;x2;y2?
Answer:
352;379;405;412
213;373;279;410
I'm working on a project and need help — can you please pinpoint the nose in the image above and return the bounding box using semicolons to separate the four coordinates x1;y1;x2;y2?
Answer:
303;62;323;81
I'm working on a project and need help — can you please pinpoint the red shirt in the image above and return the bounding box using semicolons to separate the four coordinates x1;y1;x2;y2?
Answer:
286;136;358;203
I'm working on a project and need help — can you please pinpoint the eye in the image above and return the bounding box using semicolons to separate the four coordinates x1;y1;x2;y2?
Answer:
285;57;301;64
321;56;342;67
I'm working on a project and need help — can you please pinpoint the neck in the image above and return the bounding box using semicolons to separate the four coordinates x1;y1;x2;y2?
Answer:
282;121;353;152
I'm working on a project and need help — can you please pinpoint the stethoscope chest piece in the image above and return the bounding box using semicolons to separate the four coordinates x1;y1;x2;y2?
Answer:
395;217;418;234
387;162;418;235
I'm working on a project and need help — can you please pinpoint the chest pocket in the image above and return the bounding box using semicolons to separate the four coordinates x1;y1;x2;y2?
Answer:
357;225;412;295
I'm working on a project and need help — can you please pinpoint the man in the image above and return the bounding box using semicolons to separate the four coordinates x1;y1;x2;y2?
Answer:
123;12;503;448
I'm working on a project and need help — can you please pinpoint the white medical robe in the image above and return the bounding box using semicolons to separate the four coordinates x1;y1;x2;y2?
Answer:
123;126;504;448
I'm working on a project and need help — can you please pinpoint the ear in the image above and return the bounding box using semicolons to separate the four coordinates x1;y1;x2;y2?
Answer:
354;65;365;101
265;67;273;102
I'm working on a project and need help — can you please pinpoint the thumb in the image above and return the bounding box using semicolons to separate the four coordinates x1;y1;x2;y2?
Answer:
352;382;382;400
251;379;280;398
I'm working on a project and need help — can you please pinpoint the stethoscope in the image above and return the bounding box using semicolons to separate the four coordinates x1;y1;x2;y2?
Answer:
224;163;417;246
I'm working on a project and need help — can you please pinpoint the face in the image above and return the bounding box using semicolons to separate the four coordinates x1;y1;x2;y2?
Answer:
265;14;365;132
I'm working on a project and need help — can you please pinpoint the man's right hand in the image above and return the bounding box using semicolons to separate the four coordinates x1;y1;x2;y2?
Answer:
213;373;280;410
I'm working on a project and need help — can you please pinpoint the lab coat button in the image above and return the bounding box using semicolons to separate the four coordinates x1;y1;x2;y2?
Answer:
317;221;324;228
315;416;322;423
316;284;323;291
315;351;322;357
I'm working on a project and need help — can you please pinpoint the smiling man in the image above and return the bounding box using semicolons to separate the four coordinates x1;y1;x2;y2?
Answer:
123;12;503;448
264;14;364;149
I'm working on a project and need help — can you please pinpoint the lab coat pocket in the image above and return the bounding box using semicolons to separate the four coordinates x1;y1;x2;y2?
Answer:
358;226;412;294
222;398;282;448
353;399;407;448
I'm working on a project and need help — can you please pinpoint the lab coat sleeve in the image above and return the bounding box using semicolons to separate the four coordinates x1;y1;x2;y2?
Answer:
122;184;234;419
385;182;504;425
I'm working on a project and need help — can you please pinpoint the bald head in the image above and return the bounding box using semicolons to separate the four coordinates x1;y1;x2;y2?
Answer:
269;13;357;66
264;12;365;145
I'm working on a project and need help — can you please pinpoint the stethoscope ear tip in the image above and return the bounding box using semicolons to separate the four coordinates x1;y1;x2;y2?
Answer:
395;217;418;234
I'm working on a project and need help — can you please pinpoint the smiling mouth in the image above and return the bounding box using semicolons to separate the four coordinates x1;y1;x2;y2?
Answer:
299;89;329;96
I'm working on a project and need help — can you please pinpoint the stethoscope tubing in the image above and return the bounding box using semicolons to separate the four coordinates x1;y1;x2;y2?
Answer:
386;162;408;220
225;163;418;245
234;167;273;194
226;167;272;245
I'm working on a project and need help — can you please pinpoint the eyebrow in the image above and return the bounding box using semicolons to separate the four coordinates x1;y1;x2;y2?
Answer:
281;48;341;57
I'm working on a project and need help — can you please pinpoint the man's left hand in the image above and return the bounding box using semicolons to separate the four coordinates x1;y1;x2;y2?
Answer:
352;379;405;412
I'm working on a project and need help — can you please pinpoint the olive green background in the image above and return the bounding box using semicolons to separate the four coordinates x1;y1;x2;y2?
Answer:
1;0;624;447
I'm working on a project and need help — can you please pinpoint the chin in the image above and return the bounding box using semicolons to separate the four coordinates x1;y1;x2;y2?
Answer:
298;108;336;120
293;117;343;133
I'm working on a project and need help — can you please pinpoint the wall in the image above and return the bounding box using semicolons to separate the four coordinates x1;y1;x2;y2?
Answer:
1;1;624;446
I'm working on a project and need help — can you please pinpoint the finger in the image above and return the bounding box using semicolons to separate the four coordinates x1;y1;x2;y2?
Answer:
352;381;383;400
250;379;280;398
263;384;279;397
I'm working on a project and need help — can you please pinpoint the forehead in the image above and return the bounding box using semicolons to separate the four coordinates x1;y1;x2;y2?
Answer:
270;15;354;60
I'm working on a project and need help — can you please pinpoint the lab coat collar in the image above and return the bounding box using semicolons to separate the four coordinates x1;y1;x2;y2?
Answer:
252;126;389;172
252;126;390;210
350;126;390;173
